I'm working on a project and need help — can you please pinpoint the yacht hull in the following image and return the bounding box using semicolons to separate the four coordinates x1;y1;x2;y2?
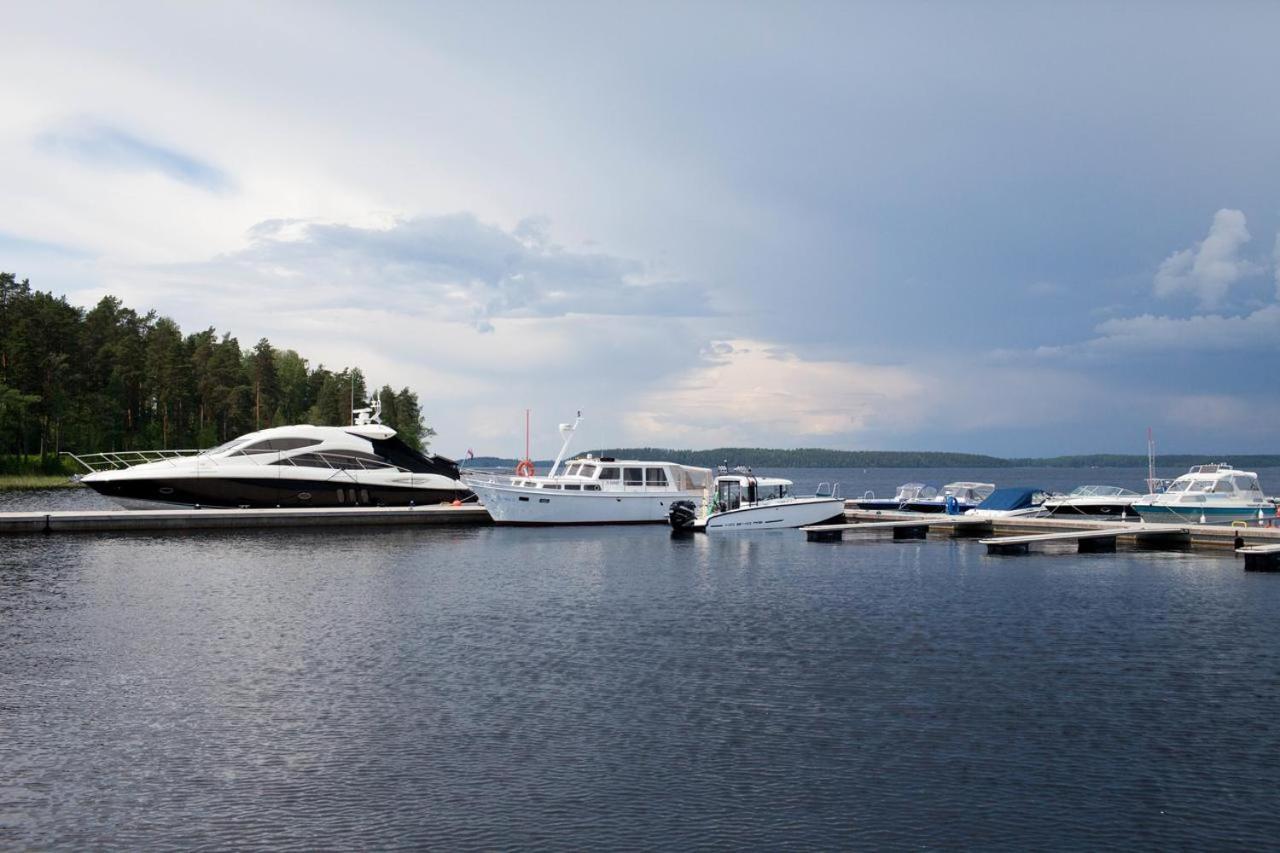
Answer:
1043;499;1139;518
703;498;846;531
1132;503;1269;525
84;475;466;509
466;481;704;525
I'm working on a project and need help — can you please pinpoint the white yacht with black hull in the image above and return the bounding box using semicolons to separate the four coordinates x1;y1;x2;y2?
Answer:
668;469;846;532
77;401;468;509
462;415;713;525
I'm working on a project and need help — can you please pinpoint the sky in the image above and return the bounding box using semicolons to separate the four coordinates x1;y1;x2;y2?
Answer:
3;0;1279;458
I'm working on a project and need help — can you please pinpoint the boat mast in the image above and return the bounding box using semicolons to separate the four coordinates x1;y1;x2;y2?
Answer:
1146;427;1157;493
547;412;582;478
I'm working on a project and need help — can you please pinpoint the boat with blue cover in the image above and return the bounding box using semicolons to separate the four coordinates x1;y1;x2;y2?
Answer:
964;487;1053;519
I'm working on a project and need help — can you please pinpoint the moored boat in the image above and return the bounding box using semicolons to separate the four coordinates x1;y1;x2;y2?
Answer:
964;487;1053;519
855;482;935;511
903;481;995;514
669;469;845;532
462;414;712;524
77;399;467;509
1043;485;1141;519
1131;464;1270;525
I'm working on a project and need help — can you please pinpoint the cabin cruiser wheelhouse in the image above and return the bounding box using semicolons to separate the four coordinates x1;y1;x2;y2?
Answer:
668;470;845;532
461;415;712;525
78;401;467;509
1042;485;1142;518
1131;464;1270;525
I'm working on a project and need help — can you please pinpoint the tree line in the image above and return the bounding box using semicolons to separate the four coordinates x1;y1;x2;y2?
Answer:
0;273;434;466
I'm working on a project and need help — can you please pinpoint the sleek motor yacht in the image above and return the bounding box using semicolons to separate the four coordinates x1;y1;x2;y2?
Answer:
964;487;1053;519
462;415;712;524
1042;485;1142;518
668;469;845;532
854;482;936;511
903;481;995;514
77;400;467;509
1131;464;1271;525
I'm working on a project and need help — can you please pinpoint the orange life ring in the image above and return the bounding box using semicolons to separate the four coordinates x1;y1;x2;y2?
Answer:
515;459;536;477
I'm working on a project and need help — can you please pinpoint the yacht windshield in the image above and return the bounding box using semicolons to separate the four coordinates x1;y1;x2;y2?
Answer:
200;438;250;457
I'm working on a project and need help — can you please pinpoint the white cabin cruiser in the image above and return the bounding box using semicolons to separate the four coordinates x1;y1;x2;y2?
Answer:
78;400;467;509
668;470;846;532
1043;485;1142;519
1131;464;1270;525
462;415;712;525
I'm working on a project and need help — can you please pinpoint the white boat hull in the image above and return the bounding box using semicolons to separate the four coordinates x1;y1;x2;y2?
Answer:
704;497;846;531
467;481;704;525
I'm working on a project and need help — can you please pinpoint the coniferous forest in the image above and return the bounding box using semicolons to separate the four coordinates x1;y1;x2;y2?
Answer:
0;273;433;470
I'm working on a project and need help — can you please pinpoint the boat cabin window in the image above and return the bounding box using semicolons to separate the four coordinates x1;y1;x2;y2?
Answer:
599;467;620;481
579;464;597;478
717;479;742;510
645;468;668;487
564;484;581;490
202;438;251;456
238;437;323;455
624;468;644;486
565;464;580;476
584;484;601;491
1235;476;1261;493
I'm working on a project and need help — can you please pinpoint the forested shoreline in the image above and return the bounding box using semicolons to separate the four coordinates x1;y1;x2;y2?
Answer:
0;273;433;470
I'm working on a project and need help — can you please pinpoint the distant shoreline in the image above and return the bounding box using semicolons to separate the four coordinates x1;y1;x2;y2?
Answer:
463;449;1280;470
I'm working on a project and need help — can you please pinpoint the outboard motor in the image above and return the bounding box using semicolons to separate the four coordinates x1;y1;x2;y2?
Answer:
668;500;699;532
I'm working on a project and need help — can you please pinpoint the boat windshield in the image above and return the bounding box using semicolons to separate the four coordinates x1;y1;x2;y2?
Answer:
199;438;251;457
1069;485;1135;497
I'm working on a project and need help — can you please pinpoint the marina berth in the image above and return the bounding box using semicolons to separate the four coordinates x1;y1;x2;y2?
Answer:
669;469;845;532
462;414;712;524
1131;464;1271;525
75;399;467;510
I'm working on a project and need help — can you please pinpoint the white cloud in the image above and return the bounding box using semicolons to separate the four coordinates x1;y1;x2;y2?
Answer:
1153;209;1261;307
627;340;933;447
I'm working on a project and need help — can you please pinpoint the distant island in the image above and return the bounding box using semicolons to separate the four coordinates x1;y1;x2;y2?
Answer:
467;448;1280;470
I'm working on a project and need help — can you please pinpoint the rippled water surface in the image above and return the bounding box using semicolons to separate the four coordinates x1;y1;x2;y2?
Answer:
4;470;1280;849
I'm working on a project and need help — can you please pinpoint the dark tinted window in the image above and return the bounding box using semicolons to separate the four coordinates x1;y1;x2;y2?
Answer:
239;437;322;454
624;468;644;485
645;468;668;486
599;468;620;480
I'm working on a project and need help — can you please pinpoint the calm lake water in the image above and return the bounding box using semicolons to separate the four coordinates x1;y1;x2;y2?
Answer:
4;467;1280;849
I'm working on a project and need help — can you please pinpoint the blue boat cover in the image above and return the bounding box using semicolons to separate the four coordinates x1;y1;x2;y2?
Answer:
975;487;1044;511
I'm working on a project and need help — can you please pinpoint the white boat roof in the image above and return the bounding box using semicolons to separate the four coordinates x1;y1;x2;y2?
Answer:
1177;463;1257;479
715;474;792;488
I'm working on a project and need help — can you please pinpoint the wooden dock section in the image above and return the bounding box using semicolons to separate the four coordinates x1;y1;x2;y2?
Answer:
0;503;492;534
806;505;1280;559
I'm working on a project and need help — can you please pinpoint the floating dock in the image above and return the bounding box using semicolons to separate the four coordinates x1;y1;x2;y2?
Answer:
0;503;491;534
804;506;1280;557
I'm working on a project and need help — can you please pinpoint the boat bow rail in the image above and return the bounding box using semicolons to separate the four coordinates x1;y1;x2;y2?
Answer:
63;449;203;474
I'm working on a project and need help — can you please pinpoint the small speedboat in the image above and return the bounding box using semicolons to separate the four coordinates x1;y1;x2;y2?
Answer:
1131;464;1271;525
669;470;845;532
903;481;995;514
1043;485;1141;519
854;482;935;511
964;487;1053;519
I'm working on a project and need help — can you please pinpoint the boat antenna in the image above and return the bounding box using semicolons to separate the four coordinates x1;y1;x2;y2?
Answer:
1146;427;1157;493
547;411;582;478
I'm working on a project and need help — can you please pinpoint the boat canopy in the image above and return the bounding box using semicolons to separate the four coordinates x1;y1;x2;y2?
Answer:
975;487;1047;511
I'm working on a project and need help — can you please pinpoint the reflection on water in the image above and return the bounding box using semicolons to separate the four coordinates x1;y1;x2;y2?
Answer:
3;486;1280;847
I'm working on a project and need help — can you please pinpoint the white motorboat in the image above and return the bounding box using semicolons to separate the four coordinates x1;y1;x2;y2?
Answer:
76;399;467;509
668;470;846;532
964;487;1053;519
1131;464;1271;525
1042;485;1142;519
854;482;936;511
903;481;995;514
462;415;712;525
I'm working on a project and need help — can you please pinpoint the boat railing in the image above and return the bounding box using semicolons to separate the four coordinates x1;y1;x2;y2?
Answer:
62;449;203;474
816;482;843;499
861;489;875;500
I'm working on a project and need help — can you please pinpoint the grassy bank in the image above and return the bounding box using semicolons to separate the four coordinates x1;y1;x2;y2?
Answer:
0;474;82;490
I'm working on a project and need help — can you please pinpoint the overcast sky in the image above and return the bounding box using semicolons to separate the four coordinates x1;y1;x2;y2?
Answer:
4;1;1279;457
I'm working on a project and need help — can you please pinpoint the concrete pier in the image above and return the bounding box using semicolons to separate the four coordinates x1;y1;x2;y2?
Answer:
0;503;491;534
